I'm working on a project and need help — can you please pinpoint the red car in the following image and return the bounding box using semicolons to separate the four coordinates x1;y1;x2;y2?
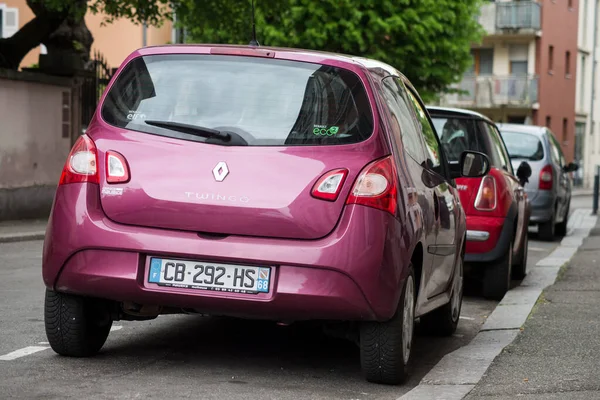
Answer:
427;107;531;300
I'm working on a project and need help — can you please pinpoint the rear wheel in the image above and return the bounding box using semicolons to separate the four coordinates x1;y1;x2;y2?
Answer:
360;267;415;385
538;213;555;241
420;255;463;336
512;234;528;280
555;203;570;237
482;242;512;300
44;289;112;357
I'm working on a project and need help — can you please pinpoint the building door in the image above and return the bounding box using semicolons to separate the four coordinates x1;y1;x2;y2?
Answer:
574;122;585;187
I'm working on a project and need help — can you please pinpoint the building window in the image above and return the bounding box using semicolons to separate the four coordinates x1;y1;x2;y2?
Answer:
568;0;574;8
584;0;589;47
546;116;552;128
468;48;494;75
549;45;554;73
566;51;571;77
0;5;18;38
563;118;568;143
509;44;529;75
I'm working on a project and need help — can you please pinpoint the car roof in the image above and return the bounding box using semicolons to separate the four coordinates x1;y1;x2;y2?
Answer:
425;106;495;124
495;123;548;137
135;43;408;79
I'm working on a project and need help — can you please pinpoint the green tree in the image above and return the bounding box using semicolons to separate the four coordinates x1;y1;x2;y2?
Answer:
181;0;484;101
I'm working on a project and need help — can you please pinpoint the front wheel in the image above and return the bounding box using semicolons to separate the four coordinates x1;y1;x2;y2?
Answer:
512;233;528;280
538;213;555;241
360;267;416;385
555;203;570;237
44;289;112;357
482;242;512;300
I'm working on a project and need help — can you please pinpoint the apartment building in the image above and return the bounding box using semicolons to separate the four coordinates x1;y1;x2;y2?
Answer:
578;0;600;187
0;0;177;70
440;0;579;165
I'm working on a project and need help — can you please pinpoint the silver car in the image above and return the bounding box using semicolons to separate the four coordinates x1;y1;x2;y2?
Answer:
497;123;578;241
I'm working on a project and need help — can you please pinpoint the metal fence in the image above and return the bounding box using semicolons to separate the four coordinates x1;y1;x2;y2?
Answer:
80;50;114;132
496;1;541;31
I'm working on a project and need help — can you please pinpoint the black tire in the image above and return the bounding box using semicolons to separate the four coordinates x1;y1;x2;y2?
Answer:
360;267;416;385
482;242;512;301
44;289;112;357
555;203;569;237
512;234;528;280
538;213;555;241
420;255;463;336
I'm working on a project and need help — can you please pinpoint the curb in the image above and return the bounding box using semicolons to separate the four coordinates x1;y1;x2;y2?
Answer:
0;232;46;244
399;209;597;400
571;190;593;197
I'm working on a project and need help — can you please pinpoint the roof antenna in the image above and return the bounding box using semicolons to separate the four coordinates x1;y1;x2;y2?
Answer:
249;0;260;46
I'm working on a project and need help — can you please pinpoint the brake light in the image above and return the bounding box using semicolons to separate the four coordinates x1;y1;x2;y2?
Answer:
346;156;398;215
59;135;99;185
474;175;497;211
106;151;130;183
539;165;553;190
311;168;348;201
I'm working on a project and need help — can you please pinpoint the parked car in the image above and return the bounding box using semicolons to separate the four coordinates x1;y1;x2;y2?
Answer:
42;45;489;385
497;123;578;241
427;107;531;300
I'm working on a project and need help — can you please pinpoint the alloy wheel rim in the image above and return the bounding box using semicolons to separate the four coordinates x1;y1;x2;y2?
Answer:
402;276;415;365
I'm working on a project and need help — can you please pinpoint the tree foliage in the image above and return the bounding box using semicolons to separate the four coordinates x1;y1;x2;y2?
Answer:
180;0;484;100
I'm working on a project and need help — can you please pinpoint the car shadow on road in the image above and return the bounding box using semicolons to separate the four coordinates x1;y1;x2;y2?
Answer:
70;313;478;396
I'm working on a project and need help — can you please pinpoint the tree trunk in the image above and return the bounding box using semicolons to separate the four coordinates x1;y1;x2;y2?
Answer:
0;12;65;69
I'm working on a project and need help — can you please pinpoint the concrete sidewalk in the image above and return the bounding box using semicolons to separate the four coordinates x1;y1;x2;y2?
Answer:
0;219;47;243
466;218;600;399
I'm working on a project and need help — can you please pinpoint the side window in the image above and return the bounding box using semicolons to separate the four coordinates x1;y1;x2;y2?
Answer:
485;123;513;174
381;77;426;164
405;89;444;174
548;131;565;167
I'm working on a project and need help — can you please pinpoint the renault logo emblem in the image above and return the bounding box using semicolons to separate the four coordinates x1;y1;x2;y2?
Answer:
212;161;229;182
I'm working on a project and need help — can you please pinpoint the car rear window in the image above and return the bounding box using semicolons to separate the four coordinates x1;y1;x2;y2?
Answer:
101;54;374;146
499;131;544;161
431;117;485;162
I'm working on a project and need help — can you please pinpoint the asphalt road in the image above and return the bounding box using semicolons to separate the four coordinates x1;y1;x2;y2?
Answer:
0;232;563;400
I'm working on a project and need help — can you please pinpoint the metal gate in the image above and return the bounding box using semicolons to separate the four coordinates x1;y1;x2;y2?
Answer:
80;50;114;133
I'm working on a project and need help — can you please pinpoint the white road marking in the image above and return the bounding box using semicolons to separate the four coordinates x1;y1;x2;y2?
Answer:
0;346;50;361
38;341;49;345
110;325;123;332
529;247;547;252
459;316;475;321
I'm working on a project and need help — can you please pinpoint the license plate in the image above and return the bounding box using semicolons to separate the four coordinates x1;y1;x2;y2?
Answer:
148;258;271;294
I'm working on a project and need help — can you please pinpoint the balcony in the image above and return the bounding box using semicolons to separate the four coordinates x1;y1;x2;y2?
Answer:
441;75;539;109
478;1;541;36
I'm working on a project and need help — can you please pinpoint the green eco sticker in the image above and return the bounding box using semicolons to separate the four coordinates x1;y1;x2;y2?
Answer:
313;125;340;136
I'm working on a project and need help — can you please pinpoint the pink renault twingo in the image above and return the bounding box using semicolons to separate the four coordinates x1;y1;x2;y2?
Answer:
42;44;489;384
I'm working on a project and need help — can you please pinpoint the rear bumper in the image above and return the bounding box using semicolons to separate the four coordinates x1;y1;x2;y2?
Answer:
464;205;516;264
43;184;412;322
528;190;556;223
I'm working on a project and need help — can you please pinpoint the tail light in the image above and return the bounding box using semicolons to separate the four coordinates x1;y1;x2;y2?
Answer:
346;156;398;215
539;165;553;190
474;175;497;211
59;135;99;185
106;151;130;183
311;168;348;201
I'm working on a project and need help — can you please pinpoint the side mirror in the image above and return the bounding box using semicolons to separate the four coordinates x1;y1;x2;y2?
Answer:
451;151;491;179
563;162;579;173
516;161;532;186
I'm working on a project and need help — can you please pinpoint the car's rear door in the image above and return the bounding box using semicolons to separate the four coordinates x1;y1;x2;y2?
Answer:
404;86;459;299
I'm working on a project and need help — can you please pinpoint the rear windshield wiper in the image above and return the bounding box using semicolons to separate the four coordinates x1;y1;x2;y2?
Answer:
144;120;247;146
